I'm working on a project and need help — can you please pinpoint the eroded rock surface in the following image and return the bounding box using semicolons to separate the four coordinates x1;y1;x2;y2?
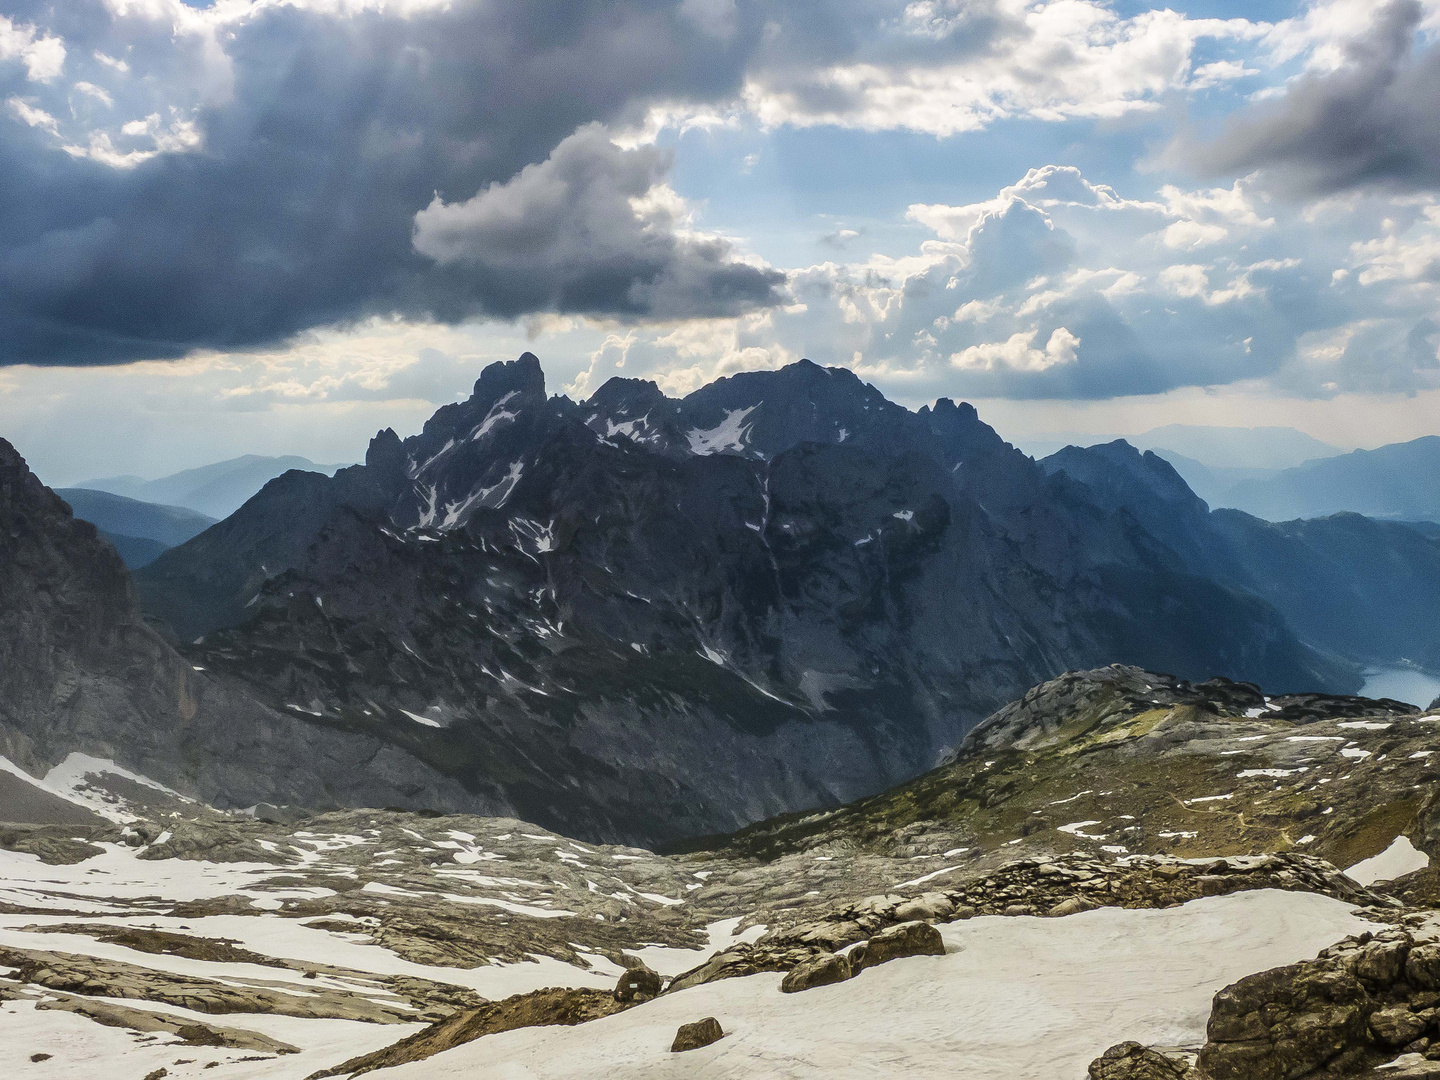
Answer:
671;1015;724;1052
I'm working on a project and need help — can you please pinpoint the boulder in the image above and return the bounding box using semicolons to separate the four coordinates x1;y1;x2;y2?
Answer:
780;953;852;994
1379;1057;1440;1079
1370;1005;1428;1047
1088;1041;1194;1079
893;893;953;922
671;1017;724;1052
614;963;663;1003
1198;962;1378;1080
1047;895;1099;918
1409;944;1440;990
253;803;306;825
1351;937;1410;986
850;921;946;974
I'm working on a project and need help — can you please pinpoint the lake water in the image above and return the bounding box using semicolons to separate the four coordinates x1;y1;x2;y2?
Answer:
1361;668;1440;709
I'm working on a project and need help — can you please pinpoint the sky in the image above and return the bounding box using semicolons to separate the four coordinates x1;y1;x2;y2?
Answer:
2;0;1440;483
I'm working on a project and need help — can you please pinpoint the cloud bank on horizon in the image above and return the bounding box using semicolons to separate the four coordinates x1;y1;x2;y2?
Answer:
1;0;1440;478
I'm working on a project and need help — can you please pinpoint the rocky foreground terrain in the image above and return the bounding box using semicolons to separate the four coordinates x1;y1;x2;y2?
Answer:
4;664;1440;1078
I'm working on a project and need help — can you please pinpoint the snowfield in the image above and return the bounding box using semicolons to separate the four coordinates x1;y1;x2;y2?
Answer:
380;890;1373;1080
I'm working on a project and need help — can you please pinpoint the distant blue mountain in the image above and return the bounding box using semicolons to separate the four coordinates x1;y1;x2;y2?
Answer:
1217;436;1440;523
57;488;217;569
78;454;352;520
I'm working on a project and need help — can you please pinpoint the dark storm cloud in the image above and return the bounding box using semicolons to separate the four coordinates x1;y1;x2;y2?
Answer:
0;0;782;365
412;124;784;319
1188;0;1440;195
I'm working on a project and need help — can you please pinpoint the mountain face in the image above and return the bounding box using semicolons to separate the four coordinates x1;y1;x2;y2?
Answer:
0;436;511;822
1041;441;1440;670
56;488;217;569
1147;448;1281;509
79;454;353;520
118;355;1358;845
1207;435;1440;523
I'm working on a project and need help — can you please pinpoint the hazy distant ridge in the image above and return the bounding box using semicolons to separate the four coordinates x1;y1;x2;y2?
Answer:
80;454;353;519
1217;437;1440;523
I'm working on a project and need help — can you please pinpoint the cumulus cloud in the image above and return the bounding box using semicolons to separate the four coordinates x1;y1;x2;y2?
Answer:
0;0;771;365
952;327;1080;372
1188;0;1440;194
412;124;783;319
542;162;1440;403
0;0;1431;379
0;14;65;82
741;1;1266;136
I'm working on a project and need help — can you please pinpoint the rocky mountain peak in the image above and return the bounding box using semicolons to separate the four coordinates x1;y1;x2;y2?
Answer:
676;358;898;459
473;351;546;406
364;427;406;479
1;436;117;575
921;397;1008;461
1;435;44;507
581;377;683;453
588;377;669;416
1047;440;1201;506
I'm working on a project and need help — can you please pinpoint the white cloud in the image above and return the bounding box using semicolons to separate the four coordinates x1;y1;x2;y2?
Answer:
73;82;115;108
1190;59;1259;89
61;111;202;168
742;3;1266;137
1350;204;1440;285
503;165;1439;403
6;97;60;136
1162;220;1231;250
93;51;130;74
1261;0;1440;73
0;14;66;82
1160;263;1213;298
952;327;1081;372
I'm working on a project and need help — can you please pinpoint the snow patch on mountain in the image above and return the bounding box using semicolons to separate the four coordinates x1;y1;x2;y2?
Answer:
471;391;521;443
686;405;758;456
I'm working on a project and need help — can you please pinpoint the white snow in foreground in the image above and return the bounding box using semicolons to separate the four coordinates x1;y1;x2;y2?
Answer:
2;997;417;1080
1345;836;1431;886
0;837;771;1001
686;406;757;456
379;889;1373;1080
624;917;767;978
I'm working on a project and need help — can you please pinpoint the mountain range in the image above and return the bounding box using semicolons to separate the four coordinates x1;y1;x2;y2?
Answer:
1039;441;1440;672
1027;426;1440;526
1214;436;1440;523
77;454;353;520
55;487;217;569
5;354;1440;847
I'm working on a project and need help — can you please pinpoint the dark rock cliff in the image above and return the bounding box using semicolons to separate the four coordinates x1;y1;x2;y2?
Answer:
110;357;1353;843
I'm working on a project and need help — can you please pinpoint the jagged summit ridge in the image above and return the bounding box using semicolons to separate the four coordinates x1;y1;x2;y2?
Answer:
120;353;1363;843
375;355;1017;535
